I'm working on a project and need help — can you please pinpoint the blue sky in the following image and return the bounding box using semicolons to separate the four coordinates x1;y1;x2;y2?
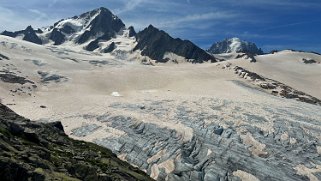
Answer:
0;0;321;52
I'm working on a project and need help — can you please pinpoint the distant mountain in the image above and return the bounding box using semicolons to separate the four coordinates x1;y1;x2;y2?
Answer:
2;26;42;45
134;25;215;63
208;37;264;55
42;7;126;49
1;7;125;47
1;7;215;63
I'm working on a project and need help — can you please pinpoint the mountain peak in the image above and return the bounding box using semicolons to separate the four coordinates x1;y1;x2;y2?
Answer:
77;7;116;22
135;25;215;63
43;7;125;45
97;7;109;11
208;37;264;55
25;25;34;31
147;24;156;29
95;7;114;17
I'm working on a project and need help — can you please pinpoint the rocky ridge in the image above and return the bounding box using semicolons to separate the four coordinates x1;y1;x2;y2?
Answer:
0;103;153;181
2;26;43;45
233;66;321;106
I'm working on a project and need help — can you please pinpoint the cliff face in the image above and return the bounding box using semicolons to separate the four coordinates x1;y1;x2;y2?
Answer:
134;25;216;63
0;104;153;181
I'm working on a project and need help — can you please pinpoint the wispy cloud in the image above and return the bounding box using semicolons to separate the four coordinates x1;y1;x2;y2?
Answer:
259;20;321;32
115;0;147;14
0;6;57;31
158;11;237;29
28;9;48;21
218;0;321;8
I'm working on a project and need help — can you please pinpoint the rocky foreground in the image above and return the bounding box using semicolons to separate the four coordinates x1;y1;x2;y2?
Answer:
0;103;153;181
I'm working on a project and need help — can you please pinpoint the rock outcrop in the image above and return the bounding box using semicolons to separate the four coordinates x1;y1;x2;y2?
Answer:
0;104;153;181
235;53;257;62
234;66;321;105
0;53;9;60
302;58;316;64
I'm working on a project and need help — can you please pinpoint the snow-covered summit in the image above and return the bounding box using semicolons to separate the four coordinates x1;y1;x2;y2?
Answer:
1;7;127;47
208;37;263;55
42;7;126;46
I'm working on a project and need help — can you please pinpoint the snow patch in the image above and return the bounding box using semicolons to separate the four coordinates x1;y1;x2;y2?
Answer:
163;52;188;63
111;92;122;97
229;37;242;53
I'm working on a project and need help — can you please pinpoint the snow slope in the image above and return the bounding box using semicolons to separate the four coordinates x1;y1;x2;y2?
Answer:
230;50;321;99
1;36;321;181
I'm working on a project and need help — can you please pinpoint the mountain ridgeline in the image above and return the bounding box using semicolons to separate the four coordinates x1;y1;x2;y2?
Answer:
1;7;215;63
2;26;43;45
134;25;215;63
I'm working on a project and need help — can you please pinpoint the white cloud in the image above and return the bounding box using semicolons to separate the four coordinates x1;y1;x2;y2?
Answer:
158;11;237;29
28;9;48;21
220;0;321;8
115;0;147;14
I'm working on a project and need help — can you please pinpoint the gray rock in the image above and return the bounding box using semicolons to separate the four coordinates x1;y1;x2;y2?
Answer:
213;125;224;135
71;124;101;137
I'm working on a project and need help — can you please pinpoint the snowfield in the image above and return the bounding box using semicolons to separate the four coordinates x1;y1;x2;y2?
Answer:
1;35;321;181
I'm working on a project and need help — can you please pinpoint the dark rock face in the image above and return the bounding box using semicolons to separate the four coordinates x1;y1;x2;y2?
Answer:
36;28;43;33
77;31;93;44
76;7;125;44
1;30;18;37
128;26;136;37
23;26;43;45
86;39;100;51
0;104;153;181
134;25;216;63
49;28;66;45
0;53;9;60
1;26;42;45
60;25;75;34
302;58;316;64
208;38;263;55
37;71;68;83
0;73;34;84
101;42;116;53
